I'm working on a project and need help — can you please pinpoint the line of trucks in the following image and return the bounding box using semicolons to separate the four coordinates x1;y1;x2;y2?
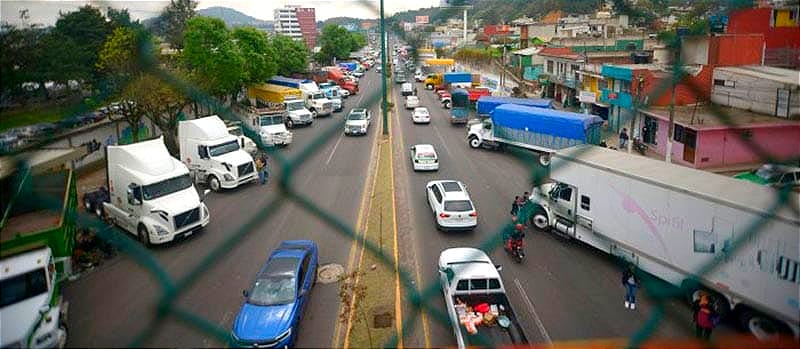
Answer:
442;94;799;344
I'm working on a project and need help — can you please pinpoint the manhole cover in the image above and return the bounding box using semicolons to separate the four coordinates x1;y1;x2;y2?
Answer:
318;263;345;284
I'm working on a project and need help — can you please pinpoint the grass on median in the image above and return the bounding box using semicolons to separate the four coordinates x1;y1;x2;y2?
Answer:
344;137;401;348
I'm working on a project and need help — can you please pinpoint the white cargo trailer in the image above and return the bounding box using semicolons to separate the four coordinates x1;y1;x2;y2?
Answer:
529;145;799;339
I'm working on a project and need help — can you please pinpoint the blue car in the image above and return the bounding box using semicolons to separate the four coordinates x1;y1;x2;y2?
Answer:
232;240;319;348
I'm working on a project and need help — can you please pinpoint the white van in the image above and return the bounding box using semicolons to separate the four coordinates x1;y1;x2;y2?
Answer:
401;82;414;96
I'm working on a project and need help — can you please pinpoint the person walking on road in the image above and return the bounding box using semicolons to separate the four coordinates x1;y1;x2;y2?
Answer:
622;265;639;310
619;128;630;149
692;292;719;341
256;153;269;185
510;196;521;218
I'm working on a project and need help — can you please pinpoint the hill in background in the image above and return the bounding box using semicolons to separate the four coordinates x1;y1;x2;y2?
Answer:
197;6;273;30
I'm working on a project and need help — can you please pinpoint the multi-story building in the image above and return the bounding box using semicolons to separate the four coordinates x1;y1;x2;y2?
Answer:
273;5;317;49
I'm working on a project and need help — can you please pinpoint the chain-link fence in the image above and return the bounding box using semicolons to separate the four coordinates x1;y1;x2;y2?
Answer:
2;1;799;348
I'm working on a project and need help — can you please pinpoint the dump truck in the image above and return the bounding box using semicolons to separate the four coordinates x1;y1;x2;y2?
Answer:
529;145;800;340
467;104;603;165
267;77;332;117
1;164;77;349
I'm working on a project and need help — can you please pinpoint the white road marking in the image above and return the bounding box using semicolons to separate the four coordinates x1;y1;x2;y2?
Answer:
514;278;552;344
325;133;344;166
431;121;454;158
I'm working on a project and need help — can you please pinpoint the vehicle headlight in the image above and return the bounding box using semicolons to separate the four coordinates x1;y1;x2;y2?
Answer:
223;174;234;181
154;225;170;236
202;204;209;218
275;328;292;342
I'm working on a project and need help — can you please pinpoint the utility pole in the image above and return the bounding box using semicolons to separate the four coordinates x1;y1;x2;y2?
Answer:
380;0;388;136
463;8;468;47
665;36;681;163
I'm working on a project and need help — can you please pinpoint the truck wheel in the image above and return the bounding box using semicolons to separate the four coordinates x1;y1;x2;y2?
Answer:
286;119;294;129
208;175;221;192
539;154;551;166
531;209;549;230
738;309;782;341
468;136;481;149
443;101;451;109
310;109;318;118
426;84;433;90
138;225;151;247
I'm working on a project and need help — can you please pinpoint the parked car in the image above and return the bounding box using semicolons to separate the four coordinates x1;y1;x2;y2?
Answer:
394;74;407;84
405;96;420;109
426;180;477;231
412;107;431;124
410;144;439;171
344;108;372;136
352;70;364;78
232;240;319;348
734;163;800;188
414;72;425;82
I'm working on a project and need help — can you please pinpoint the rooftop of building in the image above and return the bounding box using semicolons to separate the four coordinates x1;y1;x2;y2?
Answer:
715;65;800;86
641;104;800;130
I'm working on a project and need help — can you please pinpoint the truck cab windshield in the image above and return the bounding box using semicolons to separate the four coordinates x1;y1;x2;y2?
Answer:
142;174;193;200
259;116;284;126
311;92;325;100
208;140;240;157
286;102;304;112
0;267;47;307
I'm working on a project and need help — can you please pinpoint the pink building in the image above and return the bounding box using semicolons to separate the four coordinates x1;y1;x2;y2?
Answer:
638;105;800;169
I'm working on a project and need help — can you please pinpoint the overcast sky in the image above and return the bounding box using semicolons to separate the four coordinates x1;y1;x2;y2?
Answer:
1;0;441;26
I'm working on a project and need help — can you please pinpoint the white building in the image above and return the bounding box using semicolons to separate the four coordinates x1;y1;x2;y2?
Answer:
711;65;800;119
274;5;303;41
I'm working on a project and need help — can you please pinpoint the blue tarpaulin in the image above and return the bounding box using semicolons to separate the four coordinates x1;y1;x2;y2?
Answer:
444;72;472;84
491;104;603;141
268;76;312;89
477;96;554;115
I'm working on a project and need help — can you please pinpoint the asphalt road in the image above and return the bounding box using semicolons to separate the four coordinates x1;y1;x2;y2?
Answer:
389;78;736;347
64;72;384;347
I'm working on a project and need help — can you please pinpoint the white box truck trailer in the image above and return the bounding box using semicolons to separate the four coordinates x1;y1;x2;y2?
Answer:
179;115;257;191
528;145;800;339
103;136;210;246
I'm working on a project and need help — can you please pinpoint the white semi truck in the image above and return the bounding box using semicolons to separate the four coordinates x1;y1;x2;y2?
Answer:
179;115;257;191
103;137;210;246
528;145;800;339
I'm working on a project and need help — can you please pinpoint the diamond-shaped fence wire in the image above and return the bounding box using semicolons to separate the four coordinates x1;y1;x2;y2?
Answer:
1;1;798;348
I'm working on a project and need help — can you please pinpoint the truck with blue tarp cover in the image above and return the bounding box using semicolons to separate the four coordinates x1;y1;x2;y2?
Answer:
467;104;603;165
476;96;554;117
444;72;472;84
338;62;357;72
450;89;470;124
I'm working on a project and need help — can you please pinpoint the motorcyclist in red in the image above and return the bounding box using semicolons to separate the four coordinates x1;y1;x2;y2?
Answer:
504;223;525;252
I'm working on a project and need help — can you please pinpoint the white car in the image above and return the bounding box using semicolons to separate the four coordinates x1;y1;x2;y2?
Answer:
344;108;371;136
412;107;430;124
426;180;477;231
339;87;351;98
410;144;439;171
414;72;424;82
405;95;420;109
353;70;364;78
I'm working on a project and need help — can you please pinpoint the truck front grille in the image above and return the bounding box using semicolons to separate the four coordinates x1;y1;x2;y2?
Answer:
238;162;254;176
174;207;200;230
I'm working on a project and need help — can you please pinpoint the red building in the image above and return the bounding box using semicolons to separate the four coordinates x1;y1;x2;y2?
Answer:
295;7;317;48
726;6;800;68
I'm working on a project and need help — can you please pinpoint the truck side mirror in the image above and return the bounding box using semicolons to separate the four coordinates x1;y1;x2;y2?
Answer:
201;189;211;202
242;289;249;298
127;184;142;206
197;145;208;159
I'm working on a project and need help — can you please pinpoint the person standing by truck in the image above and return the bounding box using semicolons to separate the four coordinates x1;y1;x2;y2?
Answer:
619;128;629;149
622;265;639;310
256;153;269;185
692;292;719;341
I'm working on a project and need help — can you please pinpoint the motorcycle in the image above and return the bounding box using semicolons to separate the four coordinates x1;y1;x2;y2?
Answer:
633;137;647;155
505;236;525;263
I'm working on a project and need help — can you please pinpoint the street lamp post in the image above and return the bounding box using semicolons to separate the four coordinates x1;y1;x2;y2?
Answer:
380;0;388;135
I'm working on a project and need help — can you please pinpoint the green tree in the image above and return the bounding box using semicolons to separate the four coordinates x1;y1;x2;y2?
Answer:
316;24;354;65
233;27;278;84
270;34;309;76
127;74;187;154
350;32;367;50
33;32;92;98
53;5;111;81
0;21;44;100
182;16;244;105
152;0;197;49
